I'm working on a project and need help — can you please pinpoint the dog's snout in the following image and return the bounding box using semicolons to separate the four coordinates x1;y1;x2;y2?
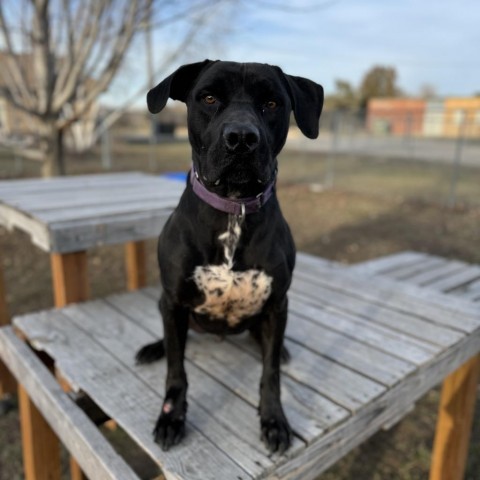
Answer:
223;123;260;153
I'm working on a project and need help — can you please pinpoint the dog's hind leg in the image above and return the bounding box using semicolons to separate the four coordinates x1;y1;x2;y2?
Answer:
135;339;165;365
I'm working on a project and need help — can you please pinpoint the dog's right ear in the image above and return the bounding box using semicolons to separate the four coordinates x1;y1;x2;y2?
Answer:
147;60;216;114
283;74;324;139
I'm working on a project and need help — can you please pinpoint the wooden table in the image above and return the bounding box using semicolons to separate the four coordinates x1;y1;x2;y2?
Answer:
0;172;183;477
0;171;184;303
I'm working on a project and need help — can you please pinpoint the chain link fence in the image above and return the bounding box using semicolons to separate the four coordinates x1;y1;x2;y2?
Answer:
285;109;480;208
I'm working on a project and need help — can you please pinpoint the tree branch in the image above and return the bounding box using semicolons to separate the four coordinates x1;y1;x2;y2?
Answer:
90;13;208;140
0;2;36;109
148;0;224;30
56;0;143;128
52;0;111;111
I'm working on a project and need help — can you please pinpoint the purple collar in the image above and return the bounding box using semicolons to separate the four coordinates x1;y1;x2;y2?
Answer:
189;167;276;215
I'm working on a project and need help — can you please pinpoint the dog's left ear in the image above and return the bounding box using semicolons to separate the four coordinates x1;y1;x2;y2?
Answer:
282;74;324;139
147;59;216;114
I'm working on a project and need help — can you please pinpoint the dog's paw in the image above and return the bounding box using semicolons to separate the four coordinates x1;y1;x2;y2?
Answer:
260;414;292;454
153;409;186;451
135;339;165;365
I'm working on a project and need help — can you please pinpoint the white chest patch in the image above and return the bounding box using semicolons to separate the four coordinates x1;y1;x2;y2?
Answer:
193;215;273;326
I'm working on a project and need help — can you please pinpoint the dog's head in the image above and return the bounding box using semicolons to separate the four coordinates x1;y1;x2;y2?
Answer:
148;60;323;196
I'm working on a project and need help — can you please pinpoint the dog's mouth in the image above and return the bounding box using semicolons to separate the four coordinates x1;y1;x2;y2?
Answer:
195;137;275;195
201;163;272;191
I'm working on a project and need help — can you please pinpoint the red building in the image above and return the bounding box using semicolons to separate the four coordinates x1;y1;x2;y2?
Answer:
367;98;426;135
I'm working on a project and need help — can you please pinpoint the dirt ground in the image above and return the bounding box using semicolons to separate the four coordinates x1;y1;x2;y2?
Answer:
0;143;479;479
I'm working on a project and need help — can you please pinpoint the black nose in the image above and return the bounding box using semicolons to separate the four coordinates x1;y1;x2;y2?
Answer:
223;123;260;153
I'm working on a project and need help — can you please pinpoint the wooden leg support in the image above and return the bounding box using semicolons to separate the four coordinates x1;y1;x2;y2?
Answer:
0;260;16;397
429;354;480;480
19;384;61;480
51;251;89;307
49;251;89;478
125;241;147;291
19;252;88;480
56;370;88;480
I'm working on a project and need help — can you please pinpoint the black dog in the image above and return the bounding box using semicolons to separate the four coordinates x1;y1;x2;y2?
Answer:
136;60;323;454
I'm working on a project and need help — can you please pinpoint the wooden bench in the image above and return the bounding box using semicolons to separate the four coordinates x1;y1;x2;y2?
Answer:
0;252;479;480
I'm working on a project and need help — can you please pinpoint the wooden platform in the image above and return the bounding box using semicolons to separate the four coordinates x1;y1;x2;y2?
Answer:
1;253;479;480
0;172;184;253
351;250;480;301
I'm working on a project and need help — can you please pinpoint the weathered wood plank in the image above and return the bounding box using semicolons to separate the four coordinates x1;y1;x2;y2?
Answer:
0;327;140;480
348;251;429;276
426;266;480;293
0;203;51;250
295;252;345;271
289;293;439;365
290;277;462;349
290;280;450;364
8;187;182;212
454;288;480;302
387;257;449;281
464;277;480;295
34;197;179;224
293;260;480;332
0;172;147;194
48;210;171;253
0;182;184;208
285;312;416;386
347;256;480;319
13;311;253;480
401;261;466;287
381;403;415;431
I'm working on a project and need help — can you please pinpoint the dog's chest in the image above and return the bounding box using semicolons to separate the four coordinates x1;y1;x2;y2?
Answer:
193;215;272;326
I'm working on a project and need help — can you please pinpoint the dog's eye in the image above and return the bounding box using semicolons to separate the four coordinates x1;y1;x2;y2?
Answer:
265;101;277;110
203;95;217;105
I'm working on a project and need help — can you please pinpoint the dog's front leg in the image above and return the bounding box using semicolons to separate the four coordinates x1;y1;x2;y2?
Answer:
154;294;189;450
258;298;292;454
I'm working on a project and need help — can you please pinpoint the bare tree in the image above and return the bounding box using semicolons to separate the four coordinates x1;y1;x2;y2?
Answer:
0;0;225;176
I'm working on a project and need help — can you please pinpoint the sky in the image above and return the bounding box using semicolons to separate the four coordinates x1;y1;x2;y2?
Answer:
105;0;480;107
